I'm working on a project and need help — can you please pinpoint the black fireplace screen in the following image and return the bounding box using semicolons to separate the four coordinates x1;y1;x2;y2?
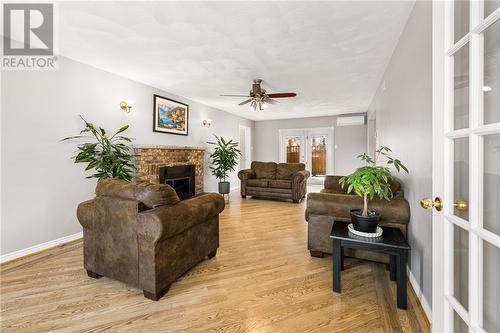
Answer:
159;165;195;200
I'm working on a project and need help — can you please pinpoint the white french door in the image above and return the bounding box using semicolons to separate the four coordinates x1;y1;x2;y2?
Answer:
432;1;500;332
278;127;334;178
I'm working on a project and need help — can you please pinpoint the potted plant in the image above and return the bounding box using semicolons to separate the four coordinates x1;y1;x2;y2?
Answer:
62;116;135;181
207;135;241;195
339;146;408;233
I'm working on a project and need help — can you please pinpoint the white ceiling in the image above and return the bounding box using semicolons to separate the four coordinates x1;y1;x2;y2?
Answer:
59;1;415;121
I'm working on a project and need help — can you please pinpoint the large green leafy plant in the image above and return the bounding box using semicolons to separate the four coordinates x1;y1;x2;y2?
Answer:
207;135;241;182
339;146;408;216
62;117;135;181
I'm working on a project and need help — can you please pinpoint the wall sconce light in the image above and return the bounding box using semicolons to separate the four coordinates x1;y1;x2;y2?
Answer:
202;119;212;128
119;101;134;113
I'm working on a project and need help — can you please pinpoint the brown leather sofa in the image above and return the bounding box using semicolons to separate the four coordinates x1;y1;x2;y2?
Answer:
238;161;310;203
305;175;410;263
77;178;225;301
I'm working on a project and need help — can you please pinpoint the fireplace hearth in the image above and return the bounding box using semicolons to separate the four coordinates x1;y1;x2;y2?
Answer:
159;165;195;200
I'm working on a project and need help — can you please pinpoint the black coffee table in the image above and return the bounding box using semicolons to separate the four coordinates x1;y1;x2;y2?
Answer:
329;221;410;309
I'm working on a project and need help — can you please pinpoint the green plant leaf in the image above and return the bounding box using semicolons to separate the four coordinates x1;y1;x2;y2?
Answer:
207;134;241;181
341;145;409;213
62;117;135;181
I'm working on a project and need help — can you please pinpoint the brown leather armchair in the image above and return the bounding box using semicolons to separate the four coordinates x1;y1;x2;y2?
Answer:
305;175;410;263
77;179;225;301
238;161;310;203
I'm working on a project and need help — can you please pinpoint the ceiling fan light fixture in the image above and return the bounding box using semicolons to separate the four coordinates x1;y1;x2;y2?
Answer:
249;100;257;112
221;79;296;112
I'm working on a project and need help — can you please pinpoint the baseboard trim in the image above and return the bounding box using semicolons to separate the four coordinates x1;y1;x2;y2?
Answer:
1;232;83;264
407;266;432;322
230;186;240;192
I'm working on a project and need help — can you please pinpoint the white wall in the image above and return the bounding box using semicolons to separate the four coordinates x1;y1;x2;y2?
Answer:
254;115;367;175
1;56;254;255
367;1;433;308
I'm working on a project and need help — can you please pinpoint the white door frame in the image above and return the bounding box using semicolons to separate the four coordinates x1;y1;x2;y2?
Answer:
239;125;252;170
433;2;500;332
278;127;334;175
278;128;307;164
432;2;446;329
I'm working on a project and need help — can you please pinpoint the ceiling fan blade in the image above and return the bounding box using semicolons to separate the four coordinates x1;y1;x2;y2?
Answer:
238;98;254;106
266;93;297;98
264;97;279;104
220;94;252;97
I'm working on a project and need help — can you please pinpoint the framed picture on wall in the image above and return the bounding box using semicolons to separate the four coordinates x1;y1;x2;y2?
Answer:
153;94;189;136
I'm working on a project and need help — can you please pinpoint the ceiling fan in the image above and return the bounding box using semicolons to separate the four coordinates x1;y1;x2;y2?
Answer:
220;79;296;112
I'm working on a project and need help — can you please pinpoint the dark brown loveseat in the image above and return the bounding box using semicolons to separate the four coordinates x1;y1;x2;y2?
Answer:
77;179;225;301
305;175;410;263
238;161;310;203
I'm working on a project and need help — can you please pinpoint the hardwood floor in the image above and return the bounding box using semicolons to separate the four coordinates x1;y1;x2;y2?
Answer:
1;191;430;333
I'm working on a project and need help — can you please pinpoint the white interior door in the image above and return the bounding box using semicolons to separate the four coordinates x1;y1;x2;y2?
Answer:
279;129;307;164
432;1;500;332
306;127;334;178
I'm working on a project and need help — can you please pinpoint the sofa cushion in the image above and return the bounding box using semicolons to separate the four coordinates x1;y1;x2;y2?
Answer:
276;163;305;180
269;180;292;189
251;161;277;179
247;178;271;187
324;176;345;193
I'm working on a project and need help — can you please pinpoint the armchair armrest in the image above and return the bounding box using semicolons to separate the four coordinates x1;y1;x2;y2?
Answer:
293;170;310;183
137;193;225;244
306;192;348;218
77;199;95;229
238;169;255;181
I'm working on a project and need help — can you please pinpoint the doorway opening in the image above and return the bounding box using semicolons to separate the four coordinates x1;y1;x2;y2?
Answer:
239;125;252;170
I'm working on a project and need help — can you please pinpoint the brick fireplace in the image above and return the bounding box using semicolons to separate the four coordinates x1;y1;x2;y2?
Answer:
134;145;205;194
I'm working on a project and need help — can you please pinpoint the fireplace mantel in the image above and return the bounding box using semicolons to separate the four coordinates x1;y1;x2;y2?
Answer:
134;145;205;194
133;144;205;151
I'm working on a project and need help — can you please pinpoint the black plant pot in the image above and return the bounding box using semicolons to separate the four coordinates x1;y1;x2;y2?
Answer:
350;209;380;233
218;181;230;194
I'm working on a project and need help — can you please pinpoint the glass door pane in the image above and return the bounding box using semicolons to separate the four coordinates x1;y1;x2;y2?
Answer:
285;136;302;163
454;45;470;130
310;135;327;176
483;19;500;125
455;0;470;42
484;0;500;18
454;224;469;310
454;137;469;220
454;311;469;333
483;134;500;235
483;241;500;332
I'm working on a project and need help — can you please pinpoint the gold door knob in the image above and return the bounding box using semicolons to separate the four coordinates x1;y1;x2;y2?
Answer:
420;197;443;211
454;199;468;211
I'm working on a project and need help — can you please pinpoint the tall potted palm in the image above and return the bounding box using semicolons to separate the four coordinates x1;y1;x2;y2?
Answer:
207;135;241;194
339;146;408;233
62;116;135;181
